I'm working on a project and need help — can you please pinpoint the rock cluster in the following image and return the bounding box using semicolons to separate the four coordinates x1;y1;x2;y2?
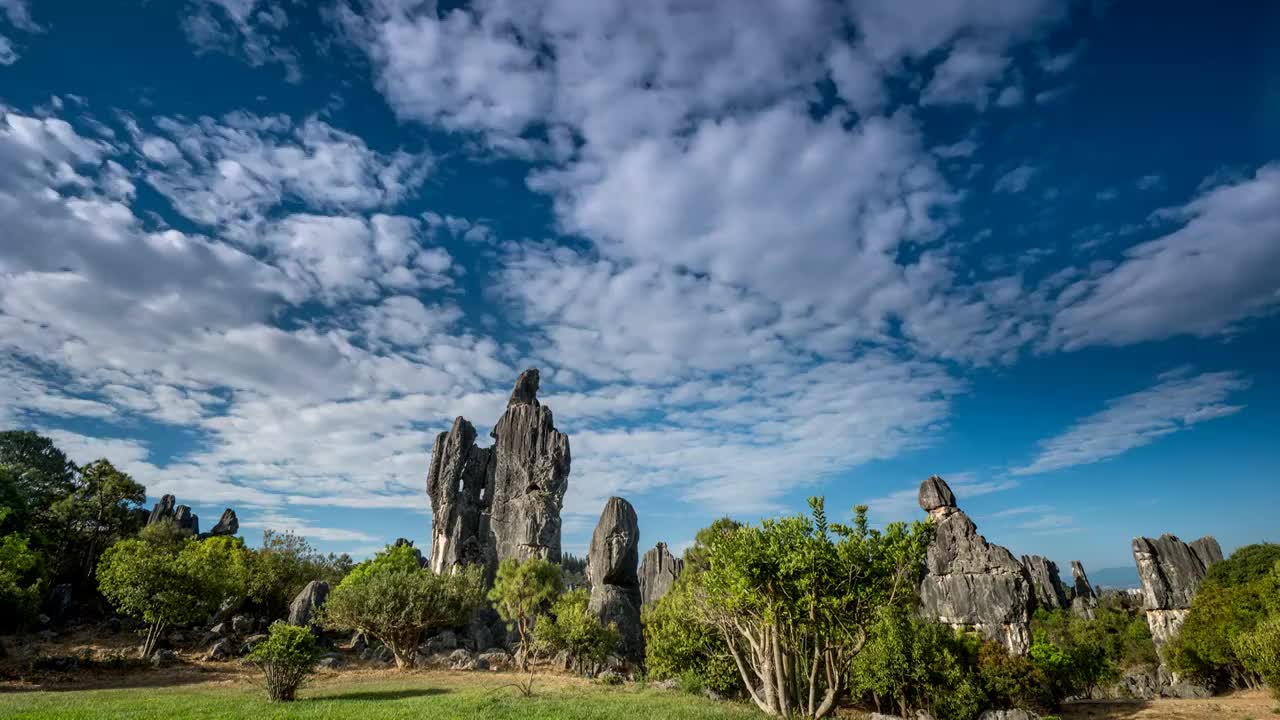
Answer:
639;542;684;607
288;580;330;629
587;497;643;662
1131;533;1222;649
427;369;570;580
143;494;238;538
917;475;1033;655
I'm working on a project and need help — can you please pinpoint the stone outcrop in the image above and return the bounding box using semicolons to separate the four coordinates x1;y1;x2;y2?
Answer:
173;505;199;535
1020;555;1068;611
1132;534;1222;649
587;497;643;662
288;580;330;629
147;494;176;525
1070;561;1098;619
209;509;238;536
427;418;494;574
639;542;684;607
426;369;570;580
917;475;1032;655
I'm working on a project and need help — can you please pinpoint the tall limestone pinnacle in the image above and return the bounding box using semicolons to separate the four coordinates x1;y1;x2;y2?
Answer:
916;474;1033;655
426;369;571;580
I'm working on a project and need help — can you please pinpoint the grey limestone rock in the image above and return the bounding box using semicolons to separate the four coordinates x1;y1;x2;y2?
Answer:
147;494;176;525
1132;533;1221;649
173;505;199;535
1020;555;1068;611
287;580;330;628
1070;560;1098;619
917;475;1033;655
426;369;569;581
639;542;684;607
209;508;238;536
587;497;643;662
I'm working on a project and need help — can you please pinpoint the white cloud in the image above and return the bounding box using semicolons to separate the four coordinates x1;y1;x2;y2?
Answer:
239;512;378;543
921;41;1010;108
994;164;1037;194
181;0;301;81
0;0;38;32
0;34;16;65
1051;164;1280;348
1012;370;1250;476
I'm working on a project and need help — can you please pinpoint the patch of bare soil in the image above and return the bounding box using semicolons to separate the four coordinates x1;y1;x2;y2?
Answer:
1062;690;1278;720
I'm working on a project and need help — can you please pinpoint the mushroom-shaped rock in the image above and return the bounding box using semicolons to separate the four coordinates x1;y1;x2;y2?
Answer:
288;580;330;628
917;476;1032;655
918;475;957;513
210;509;239;536
639;542;684;607
587;497;642;661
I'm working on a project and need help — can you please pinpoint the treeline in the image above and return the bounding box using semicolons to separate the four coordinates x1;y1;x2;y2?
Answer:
0;430;351;634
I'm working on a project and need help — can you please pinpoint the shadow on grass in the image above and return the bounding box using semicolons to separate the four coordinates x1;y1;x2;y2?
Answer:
316;687;450;702
0;667;239;693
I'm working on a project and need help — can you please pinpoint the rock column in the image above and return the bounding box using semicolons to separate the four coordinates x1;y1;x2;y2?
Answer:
587;497;643;662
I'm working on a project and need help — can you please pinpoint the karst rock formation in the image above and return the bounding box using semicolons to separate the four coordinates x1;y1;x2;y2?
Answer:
917;475;1033;655
426;368;571;580
1021;554;1068;611
1070;560;1098;619
587;496;643;662
143;494;239;538
1132;533;1222;651
639;541;684;607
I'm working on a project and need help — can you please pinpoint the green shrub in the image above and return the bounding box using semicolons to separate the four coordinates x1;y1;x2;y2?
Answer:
489;558;563;670
0;531;44;626
1234;614;1280;700
643;574;741;697
247;530;353;619
1204;544;1280;588
320;544;484;669
978;641;1055;713
248;622;322;702
1168;576;1272;687
534;588;619;671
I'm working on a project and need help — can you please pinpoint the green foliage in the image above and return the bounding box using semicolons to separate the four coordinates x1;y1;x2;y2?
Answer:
0;431;78;525
977;641;1056;713
1030;606;1158;697
560;552;588;588
97;534;251;657
489;557;563;668
45;459;146;585
849;607;984;720
1204;544;1280;588
248;621;322;702
696;498;933;719
681;517;741;573
534;588;620;671
247;530;353;618
320;543;484;669
1168;575;1273;687
1234;614;1280;700
643;575;741;697
0;531;44;625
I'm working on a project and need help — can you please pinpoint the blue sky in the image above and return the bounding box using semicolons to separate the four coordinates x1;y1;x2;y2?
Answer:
1;0;1278;577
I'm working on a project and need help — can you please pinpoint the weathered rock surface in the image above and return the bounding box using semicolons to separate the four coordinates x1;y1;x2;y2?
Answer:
1070;560;1098;619
639;542;684;607
427;417;494;574
288;580;330;628
587;497;643;662
173;505;199;535
1132;534;1221;648
426;369;570;581
918;476;1032;655
1020;555;1068;611
147;494;176;525
209;509;238;536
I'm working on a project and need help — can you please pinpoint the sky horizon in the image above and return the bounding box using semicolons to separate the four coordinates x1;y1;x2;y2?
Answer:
1;0;1277;577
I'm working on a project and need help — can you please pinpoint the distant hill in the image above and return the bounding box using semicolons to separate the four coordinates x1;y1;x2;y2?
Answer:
1084;566;1141;590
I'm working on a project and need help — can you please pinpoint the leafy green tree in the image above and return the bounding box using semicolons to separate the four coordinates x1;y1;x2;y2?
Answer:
97;534;251;657
489;558;563;670
247;530;353;618
46;459;145;585
1168;547;1280;689
248;621;322;702
1234;613;1280;700
696;498;932;719
0;529;44;627
320;544;484;669
644;557;742;696
534;588;620;671
0;431;78;521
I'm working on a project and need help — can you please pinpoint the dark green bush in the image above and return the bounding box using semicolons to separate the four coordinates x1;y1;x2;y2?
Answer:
248;622;322;702
533;588;619;671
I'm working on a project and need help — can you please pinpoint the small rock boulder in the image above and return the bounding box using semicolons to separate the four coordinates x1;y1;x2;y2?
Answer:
477;650;513;671
423;630;458;654
204;639;232;662
150;649;178;667
230;615;255;635
287;580;330;628
240;633;268;655
209;508;239;536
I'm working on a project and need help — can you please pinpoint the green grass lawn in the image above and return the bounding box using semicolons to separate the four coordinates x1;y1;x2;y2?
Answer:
0;674;763;720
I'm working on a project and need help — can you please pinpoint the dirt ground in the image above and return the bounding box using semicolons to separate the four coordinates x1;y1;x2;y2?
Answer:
1060;691;1278;720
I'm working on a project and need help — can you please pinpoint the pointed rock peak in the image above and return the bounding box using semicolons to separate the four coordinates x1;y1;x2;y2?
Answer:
918;475;957;512
508;368;541;407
